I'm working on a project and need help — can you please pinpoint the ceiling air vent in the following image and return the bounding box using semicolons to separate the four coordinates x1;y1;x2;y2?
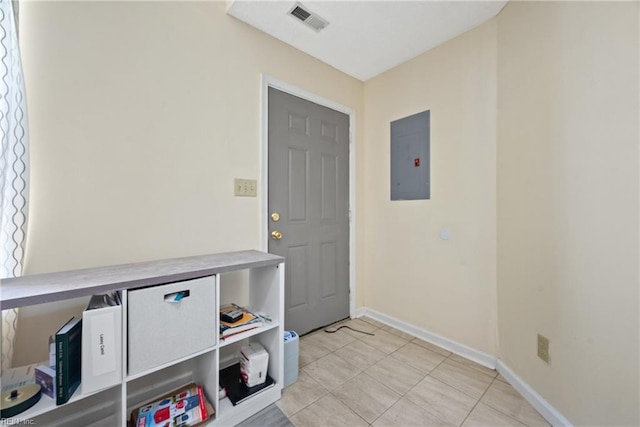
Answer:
290;5;311;21
288;2;329;32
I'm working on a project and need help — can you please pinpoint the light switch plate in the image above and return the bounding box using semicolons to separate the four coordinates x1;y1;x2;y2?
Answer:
234;179;257;197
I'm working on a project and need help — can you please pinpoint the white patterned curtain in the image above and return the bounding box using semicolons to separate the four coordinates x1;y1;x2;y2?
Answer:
1;0;29;371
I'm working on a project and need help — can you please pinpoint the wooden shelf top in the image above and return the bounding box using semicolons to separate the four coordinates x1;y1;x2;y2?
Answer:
0;250;283;310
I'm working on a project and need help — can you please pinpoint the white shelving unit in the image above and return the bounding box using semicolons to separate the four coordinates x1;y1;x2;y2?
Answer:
0;250;285;426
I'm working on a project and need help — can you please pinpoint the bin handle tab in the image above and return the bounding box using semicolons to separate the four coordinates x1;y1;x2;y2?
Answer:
164;290;190;302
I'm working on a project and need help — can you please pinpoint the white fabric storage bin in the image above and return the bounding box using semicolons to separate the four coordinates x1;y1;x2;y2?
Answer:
127;276;216;376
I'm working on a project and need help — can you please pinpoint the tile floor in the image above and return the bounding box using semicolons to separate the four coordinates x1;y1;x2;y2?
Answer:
276;317;551;427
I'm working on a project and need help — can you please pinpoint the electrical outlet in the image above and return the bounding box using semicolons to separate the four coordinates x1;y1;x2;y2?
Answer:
537;334;550;364
234;179;257;197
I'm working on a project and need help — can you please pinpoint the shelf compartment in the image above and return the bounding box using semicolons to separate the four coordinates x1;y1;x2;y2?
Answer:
214;327;283;426
218;320;280;347
30;386;120;427
127;352;217;408
126;346;216;382
126;351;218;425
214;386;281;427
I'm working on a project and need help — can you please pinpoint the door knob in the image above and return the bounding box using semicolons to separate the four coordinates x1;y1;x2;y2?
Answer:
271;212;280;222
271;230;283;240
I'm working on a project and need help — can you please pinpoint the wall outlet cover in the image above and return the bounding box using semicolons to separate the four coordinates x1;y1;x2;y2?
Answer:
537;334;550;364
234;179;257;197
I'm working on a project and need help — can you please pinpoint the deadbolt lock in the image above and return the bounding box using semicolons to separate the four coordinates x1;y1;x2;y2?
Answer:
271;212;280;222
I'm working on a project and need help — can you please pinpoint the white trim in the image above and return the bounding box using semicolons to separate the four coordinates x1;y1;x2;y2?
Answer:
496;360;574;427
358;307;497;370
356;306;571;427
353;307;366;319
496;360;573;427
260;75;358;318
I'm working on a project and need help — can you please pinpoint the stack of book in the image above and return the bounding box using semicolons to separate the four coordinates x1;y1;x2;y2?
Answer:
219;304;264;340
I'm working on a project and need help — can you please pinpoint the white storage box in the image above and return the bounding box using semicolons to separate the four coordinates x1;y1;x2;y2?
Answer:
240;343;269;387
82;303;122;393
127;276;216;376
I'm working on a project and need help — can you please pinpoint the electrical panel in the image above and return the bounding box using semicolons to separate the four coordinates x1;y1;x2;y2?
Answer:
390;110;430;200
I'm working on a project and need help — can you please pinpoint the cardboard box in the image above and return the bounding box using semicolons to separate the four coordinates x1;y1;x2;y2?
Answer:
129;383;213;427
35;365;56;398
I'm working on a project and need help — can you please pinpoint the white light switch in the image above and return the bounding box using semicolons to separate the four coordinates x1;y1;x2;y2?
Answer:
234;179;257;197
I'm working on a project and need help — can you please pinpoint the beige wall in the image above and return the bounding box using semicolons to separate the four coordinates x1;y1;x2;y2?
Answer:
497;2;639;425
15;1;363;365
362;21;498;355
13;1;640;423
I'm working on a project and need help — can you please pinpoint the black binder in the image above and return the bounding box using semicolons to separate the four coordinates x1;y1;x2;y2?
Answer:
219;363;275;406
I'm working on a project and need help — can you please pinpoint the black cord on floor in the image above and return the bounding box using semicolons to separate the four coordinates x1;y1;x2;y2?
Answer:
324;325;375;336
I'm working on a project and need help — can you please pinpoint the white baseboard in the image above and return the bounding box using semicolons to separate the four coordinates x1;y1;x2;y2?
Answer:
496;360;573;427
356;307;497;370
353;307;366;318
354;306;572;427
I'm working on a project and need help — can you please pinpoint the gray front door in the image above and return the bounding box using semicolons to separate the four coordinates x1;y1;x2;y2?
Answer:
268;87;350;335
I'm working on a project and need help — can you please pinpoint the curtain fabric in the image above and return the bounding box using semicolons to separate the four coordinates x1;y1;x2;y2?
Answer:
1;0;29;371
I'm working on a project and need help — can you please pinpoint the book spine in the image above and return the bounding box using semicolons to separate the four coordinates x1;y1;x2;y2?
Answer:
221;324;261;339
68;325;82;398
197;385;207;421
56;334;69;405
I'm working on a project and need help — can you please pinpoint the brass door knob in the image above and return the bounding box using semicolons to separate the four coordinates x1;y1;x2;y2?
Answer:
271;230;283;240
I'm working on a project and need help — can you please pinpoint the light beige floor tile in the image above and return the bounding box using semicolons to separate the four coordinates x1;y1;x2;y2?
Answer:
302;353;361;390
462;402;526;427
365;355;427;396
496;373;508;384
430;359;495;399
329;318;380;338
361;329;411;354
299;335;332;367
390;342;447;374
290;394;368;427
335;339;386;370
405;376;478;426
411;338;452;357
448;354;497;378
381;325;416;340
276;370;328;417
359;316;386;329
333;372;401;423
373;397;452;427
303;328;356;352
481;380;551;427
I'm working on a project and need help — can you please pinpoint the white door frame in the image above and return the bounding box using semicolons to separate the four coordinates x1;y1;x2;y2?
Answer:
260;75;357;319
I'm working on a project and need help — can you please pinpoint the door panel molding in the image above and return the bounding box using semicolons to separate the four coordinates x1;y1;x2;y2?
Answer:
260;75;357;320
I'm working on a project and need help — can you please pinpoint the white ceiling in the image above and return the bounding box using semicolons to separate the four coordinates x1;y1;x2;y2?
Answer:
226;1;508;81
